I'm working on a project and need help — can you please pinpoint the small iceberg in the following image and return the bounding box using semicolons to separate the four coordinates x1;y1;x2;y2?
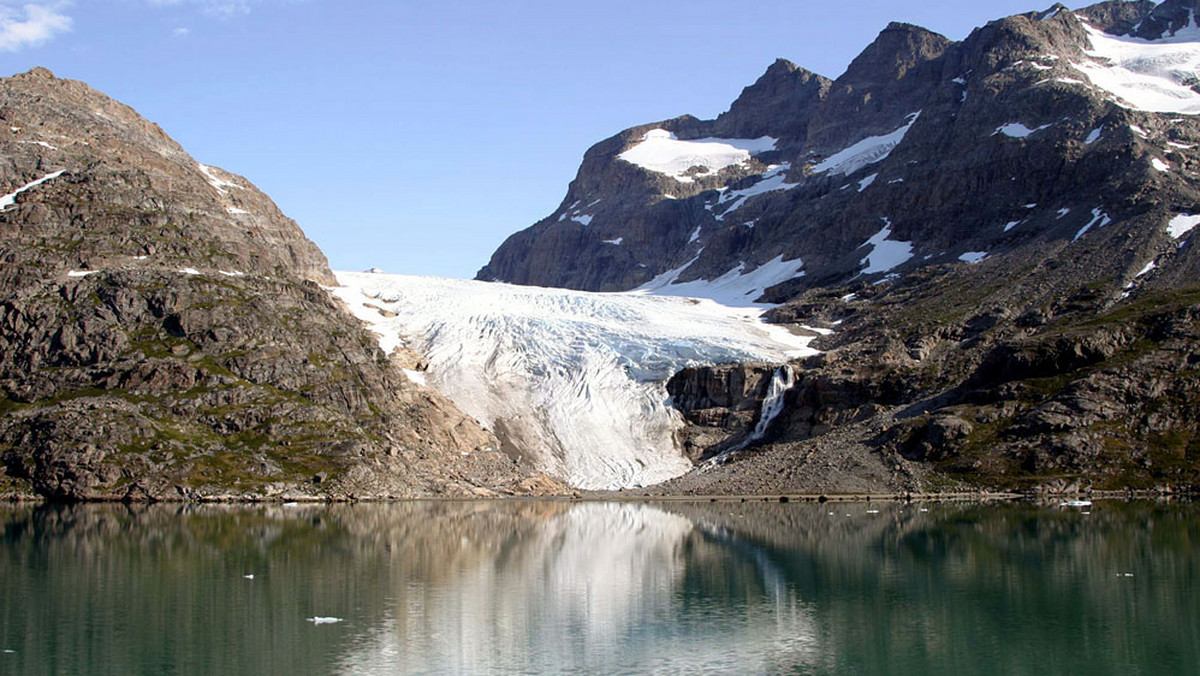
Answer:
307;617;344;625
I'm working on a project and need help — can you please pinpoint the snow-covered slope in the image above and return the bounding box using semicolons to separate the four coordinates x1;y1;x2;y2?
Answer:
332;272;816;490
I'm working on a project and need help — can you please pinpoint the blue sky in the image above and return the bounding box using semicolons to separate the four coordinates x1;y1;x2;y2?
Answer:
1;0;1058;278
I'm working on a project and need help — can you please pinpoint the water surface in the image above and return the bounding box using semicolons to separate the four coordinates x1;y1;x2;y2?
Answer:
1;500;1196;674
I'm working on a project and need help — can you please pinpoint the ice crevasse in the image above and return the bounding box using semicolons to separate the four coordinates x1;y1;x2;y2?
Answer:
331;272;817;490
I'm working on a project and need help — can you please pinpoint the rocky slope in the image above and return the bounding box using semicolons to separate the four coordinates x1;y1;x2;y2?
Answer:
483;0;1200;494
0;68;555;501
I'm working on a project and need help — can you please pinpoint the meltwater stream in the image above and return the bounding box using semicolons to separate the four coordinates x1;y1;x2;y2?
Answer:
332;273;816;490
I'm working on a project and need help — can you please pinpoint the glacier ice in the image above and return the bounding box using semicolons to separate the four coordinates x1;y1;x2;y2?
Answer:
332;273;817;490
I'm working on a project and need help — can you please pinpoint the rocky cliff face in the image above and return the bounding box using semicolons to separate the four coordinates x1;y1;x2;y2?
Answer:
0;68;555;501
482;0;1200;495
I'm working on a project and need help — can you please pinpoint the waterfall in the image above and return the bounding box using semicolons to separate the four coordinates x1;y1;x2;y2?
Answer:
747;365;795;444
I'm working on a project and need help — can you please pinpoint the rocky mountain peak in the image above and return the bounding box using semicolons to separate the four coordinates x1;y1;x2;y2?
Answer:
1133;0;1200;39
0;67;334;286
711;58;831;142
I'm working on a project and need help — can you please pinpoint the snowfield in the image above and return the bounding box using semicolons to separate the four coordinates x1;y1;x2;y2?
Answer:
1074;20;1200;114
618;129;777;183
333;273;817;490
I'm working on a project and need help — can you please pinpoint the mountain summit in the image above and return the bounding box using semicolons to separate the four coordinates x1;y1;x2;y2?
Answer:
0;68;550;500
478;1;1200;494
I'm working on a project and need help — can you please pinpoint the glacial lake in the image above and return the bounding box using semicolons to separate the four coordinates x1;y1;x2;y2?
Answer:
0;500;1196;675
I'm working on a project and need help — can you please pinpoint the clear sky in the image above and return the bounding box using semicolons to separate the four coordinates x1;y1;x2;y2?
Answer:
1;0;1062;278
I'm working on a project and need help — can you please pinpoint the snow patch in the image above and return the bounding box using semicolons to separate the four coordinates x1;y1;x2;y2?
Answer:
857;173;878;191
219;270;245;277
1086;127;1103;144
1073;22;1200;114
226;206;250;215
1057;208;1072;218
713;164;797;219
1168;213;1200;238
198;164;243;194
1003;220;1021;232
1135;260;1157;278
617;129;777;183
959;251;988;263
603;237;624;246
332;273;816;491
179;267;200;275
860;219;914;274
1074;208;1113;241
688;226;701;243
636;254;807;310
402;368;428;387
1168;141;1194;149
993;122;1052;138
571;214;593;226
812;112;920;176
67;270;98;278
0;170;65;210
1152;157;1171;172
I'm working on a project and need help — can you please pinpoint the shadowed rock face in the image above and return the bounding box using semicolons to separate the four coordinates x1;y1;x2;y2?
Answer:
0;68;557;501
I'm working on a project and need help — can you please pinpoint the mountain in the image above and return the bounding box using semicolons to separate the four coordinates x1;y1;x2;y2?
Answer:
479;1;1200;494
0;68;555;501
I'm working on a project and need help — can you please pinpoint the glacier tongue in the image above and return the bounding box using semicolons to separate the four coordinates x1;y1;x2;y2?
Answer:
332;273;817;490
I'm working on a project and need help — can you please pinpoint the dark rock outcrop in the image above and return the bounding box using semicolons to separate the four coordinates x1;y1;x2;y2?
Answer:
0;69;557;501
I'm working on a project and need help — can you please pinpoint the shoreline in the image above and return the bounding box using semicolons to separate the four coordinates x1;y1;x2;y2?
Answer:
1;488;1192;506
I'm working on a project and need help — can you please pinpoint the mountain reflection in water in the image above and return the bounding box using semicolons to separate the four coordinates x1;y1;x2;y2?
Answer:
0;500;1196;675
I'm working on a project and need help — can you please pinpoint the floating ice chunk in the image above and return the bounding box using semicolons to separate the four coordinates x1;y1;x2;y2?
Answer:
243;574;255;580
307;617;344;625
617;129;777;183
812;112;920;176
0;170;66;210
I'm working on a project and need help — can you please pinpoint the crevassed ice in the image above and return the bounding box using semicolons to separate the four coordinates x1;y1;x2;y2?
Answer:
618;129;777;183
1073;21;1200;114
332;273;816;490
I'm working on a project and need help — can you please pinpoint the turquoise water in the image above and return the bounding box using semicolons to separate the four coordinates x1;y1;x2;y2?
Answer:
0;500;1196;675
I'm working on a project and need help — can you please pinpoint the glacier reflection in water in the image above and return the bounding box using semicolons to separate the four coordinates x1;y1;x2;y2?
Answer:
337;502;816;674
1;500;1198;675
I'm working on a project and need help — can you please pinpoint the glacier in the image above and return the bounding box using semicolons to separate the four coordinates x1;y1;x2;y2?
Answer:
332;273;816;490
